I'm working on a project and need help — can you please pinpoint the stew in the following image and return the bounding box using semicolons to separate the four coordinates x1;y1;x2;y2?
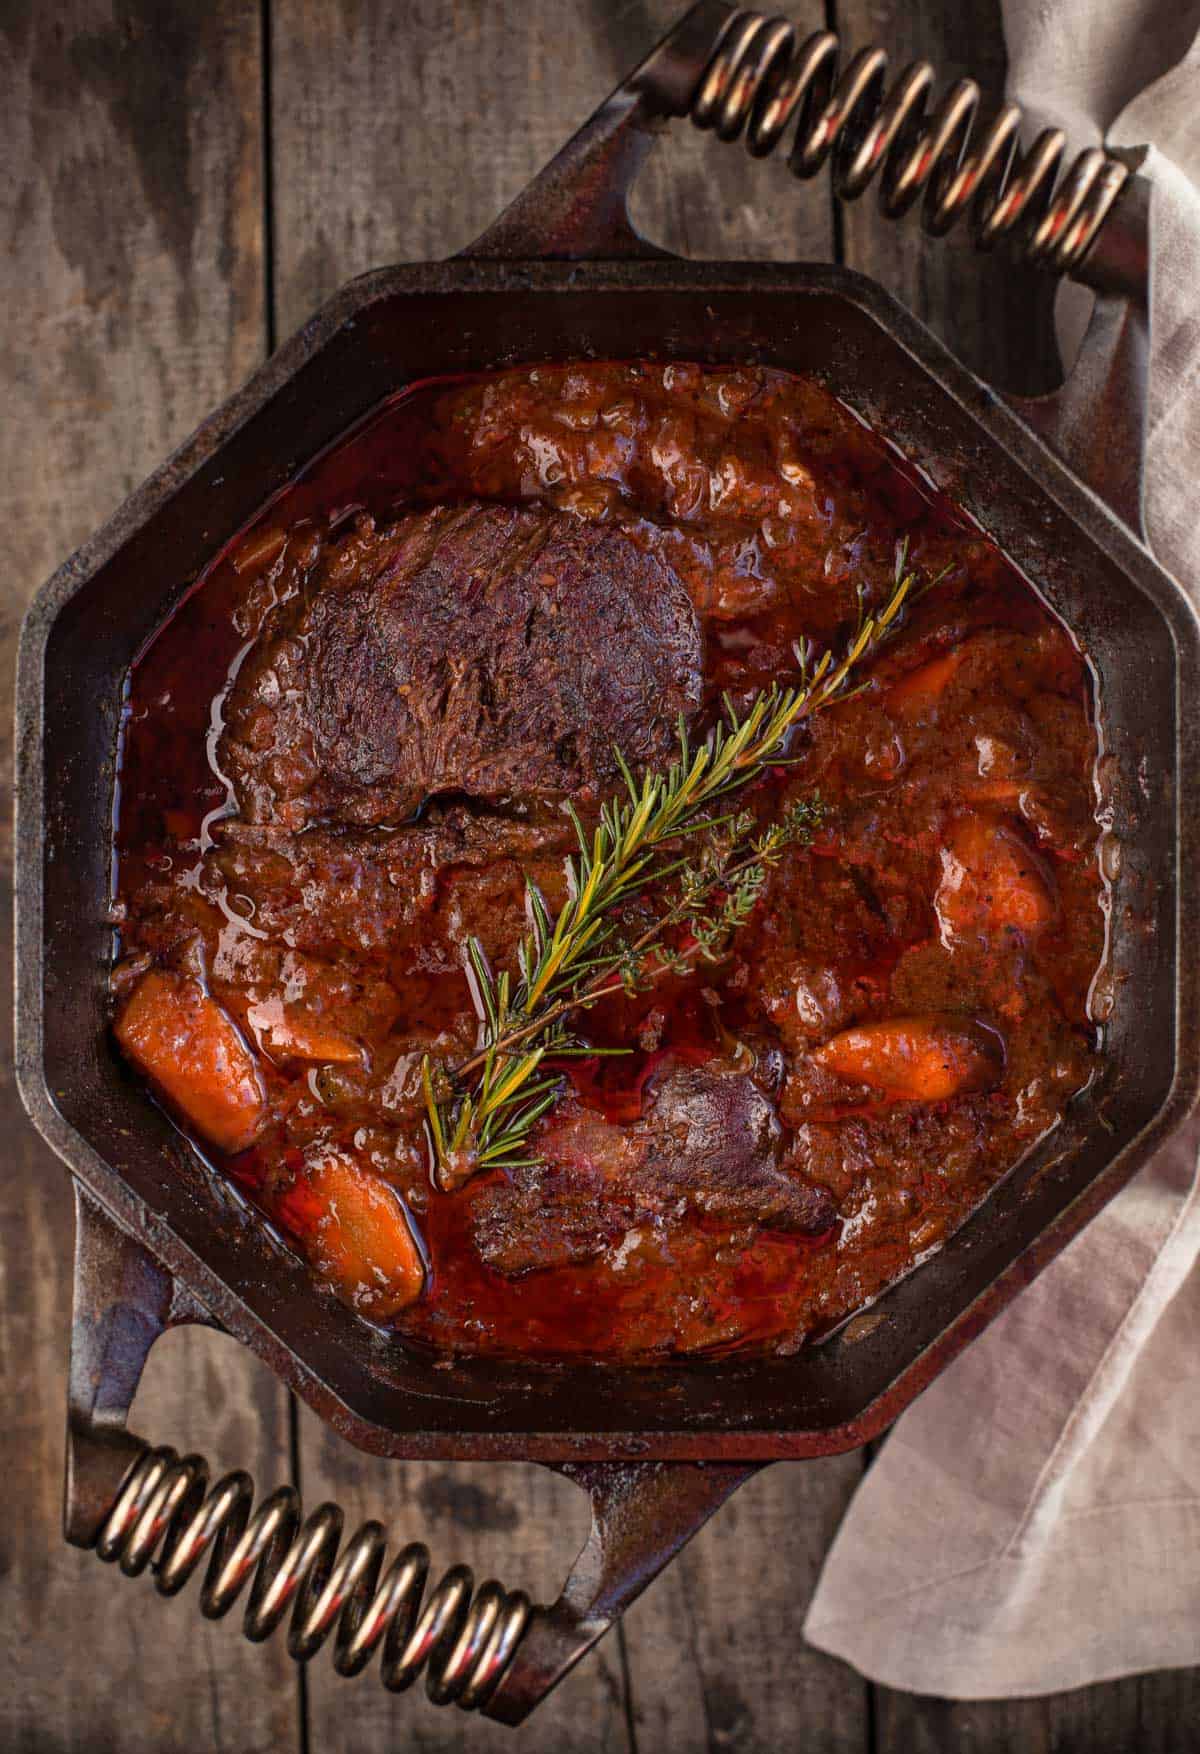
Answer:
112;362;1106;1360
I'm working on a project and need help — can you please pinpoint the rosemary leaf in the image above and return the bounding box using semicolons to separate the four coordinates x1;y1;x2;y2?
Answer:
424;553;926;1186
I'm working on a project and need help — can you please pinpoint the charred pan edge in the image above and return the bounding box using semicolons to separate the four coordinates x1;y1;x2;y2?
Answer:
17;255;1200;1460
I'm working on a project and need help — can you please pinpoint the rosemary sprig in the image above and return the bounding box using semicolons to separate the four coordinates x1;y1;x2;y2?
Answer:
423;550;923;1188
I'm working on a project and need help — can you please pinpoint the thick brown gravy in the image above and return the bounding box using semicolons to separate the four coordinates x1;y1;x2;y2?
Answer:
113;362;1107;1360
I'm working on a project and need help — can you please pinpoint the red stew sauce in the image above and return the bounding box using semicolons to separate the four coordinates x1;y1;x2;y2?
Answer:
112;363;1107;1360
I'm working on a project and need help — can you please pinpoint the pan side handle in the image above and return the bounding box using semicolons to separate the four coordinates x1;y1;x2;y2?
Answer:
461;0;1152;541
459;0;735;262
1004;164;1150;539
462;0;1151;543
65;1187;213;1546
483;1458;762;1726
65;1187;761;1718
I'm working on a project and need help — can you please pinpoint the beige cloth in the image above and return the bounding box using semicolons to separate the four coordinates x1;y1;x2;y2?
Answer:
804;0;1200;1697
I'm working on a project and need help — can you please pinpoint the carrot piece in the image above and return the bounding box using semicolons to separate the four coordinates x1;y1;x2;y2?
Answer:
886;645;966;718
115;970;267;1153
963;779;1027;805
936;814;1056;940
811;1014;1003;1102
305;1152;425;1319
246;996;362;1066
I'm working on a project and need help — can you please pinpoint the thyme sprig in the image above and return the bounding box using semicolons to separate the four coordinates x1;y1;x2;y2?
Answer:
423;550;923;1188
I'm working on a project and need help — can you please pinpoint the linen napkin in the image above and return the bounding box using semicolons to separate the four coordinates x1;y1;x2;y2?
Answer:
803;0;1200;1696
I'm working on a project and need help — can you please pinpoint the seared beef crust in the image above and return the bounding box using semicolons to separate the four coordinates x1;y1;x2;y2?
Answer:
221;501;702;830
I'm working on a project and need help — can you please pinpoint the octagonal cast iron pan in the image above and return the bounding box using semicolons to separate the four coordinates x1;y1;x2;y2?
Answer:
14;0;1200;1725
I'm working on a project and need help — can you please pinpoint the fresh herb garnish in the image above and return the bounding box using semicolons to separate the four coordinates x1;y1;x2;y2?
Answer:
423;549;927;1188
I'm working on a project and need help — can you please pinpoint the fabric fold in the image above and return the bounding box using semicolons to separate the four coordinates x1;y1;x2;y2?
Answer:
804;2;1200;1698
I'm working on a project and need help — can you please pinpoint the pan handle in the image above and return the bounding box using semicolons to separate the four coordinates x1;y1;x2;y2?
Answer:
463;1;1151;538
64;1187;214;1544
459;0;731;262
483;1459;761;1725
464;0;1140;287
1004;168;1150;538
65;1190;759;1718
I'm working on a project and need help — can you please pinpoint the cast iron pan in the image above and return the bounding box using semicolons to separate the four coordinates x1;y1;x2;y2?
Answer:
14;0;1200;1725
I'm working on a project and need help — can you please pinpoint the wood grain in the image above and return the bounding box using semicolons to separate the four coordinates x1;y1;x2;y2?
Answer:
619;1460;868;1754
0;5;299;1750
268;0;838;334
876;1669;1200;1754
269;0;650;334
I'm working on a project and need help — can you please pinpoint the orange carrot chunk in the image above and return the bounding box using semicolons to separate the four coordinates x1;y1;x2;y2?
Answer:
246;997;362;1067
962;779;1028;806
811;1014;1003;1102
936;814;1056;941
115;970;267;1153
886;645;966;719
306;1152;425;1319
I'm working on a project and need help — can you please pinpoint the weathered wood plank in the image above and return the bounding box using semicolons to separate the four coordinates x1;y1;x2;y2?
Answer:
620;1460;867;1754
269;0;839;332
834;0;1061;396
876;1668;1200;1754
1;6;299;1750
270;0;655;334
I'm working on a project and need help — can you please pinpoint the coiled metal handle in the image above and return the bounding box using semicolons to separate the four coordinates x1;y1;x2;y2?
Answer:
688;9;1130;271
93;1445;532;1710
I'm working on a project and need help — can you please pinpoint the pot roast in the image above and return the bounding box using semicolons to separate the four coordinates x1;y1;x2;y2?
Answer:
219;500;703;831
112;361;1106;1361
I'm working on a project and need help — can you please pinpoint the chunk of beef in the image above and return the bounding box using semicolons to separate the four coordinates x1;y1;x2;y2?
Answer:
220;502;702;830
640;1061;834;1229
207;804;576;963
473;1159;631;1278
472;1059;838;1277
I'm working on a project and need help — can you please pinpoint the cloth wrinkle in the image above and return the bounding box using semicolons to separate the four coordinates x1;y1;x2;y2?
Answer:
803;1;1200;1698
1005;1150;1200;1558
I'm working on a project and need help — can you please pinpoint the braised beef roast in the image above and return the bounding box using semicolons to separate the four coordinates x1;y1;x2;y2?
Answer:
220;500;703;830
473;1060;838;1278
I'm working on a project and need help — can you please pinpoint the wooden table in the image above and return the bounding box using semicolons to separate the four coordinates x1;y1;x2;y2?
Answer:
3;4;1193;1749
